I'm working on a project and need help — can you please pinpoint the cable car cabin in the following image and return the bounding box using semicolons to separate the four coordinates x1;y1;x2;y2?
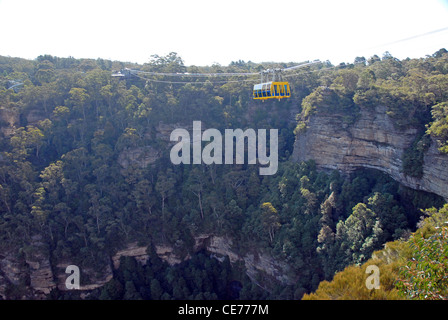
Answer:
253;81;290;100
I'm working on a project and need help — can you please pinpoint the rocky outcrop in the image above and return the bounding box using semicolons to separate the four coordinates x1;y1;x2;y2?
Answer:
110;235;294;286
194;234;294;285
0;233;293;299
117;145;160;169
155;245;185;265
26;252;56;296
25;109;47;125
0;107;19;136
117;121;189;169
0;250;28;299
112;243;149;268
292;105;448;200
0;238;56;300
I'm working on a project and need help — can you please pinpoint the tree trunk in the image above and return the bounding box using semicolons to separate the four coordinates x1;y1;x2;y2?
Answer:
198;192;204;219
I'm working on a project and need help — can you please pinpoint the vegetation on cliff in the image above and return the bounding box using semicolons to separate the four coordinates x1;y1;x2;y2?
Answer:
303;204;448;300
0;50;447;300
295;49;448;177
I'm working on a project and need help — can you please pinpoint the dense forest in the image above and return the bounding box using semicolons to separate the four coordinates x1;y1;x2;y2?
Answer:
0;49;447;300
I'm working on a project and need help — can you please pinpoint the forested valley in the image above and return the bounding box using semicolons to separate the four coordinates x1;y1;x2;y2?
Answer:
1;49;447;300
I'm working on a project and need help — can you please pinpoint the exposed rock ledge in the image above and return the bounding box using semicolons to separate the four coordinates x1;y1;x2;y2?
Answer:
194;234;293;286
292;105;448;201
112;236;293;287
0;235;293;299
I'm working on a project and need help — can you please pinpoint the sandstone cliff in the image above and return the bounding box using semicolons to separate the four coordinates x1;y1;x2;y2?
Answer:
292;105;448;201
0;235;292;299
117;121;191;169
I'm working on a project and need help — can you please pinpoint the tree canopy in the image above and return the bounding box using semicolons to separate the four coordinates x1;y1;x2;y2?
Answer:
0;50;447;299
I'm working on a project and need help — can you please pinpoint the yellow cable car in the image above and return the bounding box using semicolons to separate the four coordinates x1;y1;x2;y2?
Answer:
253;81;291;100
253;68;291;101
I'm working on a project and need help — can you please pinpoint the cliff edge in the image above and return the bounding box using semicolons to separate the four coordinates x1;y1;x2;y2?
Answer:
292;104;448;201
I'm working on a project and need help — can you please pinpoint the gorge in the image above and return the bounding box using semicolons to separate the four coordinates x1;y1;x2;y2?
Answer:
1;51;447;300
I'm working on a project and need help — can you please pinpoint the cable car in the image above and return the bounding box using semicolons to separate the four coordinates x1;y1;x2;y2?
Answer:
253;68;291;101
110;61;320;100
111;68;136;79
253;81;290;100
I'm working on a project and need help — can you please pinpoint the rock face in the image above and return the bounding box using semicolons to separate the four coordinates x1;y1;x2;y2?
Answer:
117;145;160;169
117;121;188;169
292;105;448;200
111;235;294;286
113;243;150;269
26;252;56;296
0;241;57;300
0;234;292;299
0;250;28;299
0;107;19;136
194;234;294;286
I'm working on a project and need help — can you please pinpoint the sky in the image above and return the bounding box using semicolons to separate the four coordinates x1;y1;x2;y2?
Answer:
0;0;447;66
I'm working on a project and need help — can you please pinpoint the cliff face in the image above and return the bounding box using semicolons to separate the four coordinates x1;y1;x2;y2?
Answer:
5;100;447;298
292;105;448;200
194;234;294;286
0;235;292;299
117;122;187;169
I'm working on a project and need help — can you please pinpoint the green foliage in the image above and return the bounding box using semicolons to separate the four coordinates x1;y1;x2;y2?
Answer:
336;203;383;265
304;204;448;300
92;252;260;300
367;192;407;240
0;51;447;300
295;84;359;133
426;102;448;153
395;204;448;299
402;133;431;178
297;49;448;137
260;202;281;243
396;227;448;299
303;240;406;300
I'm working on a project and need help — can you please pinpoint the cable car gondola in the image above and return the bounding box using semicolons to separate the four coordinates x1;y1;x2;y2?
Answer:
252;68;290;101
111;68;136;79
252;60;321;101
253;81;290;100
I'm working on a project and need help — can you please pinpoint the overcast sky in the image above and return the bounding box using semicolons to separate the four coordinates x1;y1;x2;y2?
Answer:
0;0;447;66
